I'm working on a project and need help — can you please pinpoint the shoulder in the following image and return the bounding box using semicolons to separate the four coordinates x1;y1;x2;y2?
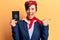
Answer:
17;20;25;24
17;20;27;25
36;20;43;25
34;20;42;26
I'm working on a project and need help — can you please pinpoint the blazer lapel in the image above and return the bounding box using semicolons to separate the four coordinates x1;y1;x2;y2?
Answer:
31;22;40;40
31;22;37;40
20;21;30;40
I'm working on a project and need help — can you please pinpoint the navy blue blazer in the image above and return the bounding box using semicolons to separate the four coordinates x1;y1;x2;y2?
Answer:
12;20;49;40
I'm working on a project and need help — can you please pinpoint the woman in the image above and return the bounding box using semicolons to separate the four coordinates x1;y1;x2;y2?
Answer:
10;0;49;40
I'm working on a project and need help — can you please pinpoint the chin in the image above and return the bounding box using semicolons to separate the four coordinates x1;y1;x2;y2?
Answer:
28;15;34;19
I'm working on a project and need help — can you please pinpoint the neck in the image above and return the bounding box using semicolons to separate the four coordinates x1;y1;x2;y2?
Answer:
26;16;35;21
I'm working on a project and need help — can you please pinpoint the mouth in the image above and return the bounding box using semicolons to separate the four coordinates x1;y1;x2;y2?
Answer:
28;13;33;16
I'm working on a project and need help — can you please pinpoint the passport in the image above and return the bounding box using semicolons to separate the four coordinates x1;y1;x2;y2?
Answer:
12;11;19;21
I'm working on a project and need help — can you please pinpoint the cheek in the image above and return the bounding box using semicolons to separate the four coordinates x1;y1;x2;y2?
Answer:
32;10;36;15
26;10;29;13
32;10;36;13
26;10;30;15
31;11;36;15
26;10;29;14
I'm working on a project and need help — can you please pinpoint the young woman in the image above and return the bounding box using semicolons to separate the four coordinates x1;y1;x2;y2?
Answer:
10;0;49;40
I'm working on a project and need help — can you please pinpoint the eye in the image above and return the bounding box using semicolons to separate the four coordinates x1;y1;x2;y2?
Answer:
31;8;34;10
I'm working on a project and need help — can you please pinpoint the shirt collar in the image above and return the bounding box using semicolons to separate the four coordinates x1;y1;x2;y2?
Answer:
23;18;36;24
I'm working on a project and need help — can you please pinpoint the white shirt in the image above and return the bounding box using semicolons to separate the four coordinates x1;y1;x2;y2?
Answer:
23;18;36;39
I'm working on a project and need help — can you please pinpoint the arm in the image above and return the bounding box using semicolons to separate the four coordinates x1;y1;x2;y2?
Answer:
40;24;49;40
12;22;20;40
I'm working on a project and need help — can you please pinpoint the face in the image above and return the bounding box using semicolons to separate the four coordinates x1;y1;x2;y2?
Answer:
26;5;36;19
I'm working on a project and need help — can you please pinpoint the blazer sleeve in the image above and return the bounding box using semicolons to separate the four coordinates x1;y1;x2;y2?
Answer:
40;23;49;40
12;21;20;40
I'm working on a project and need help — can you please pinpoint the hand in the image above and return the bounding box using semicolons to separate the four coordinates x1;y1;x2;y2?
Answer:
42;19;51;26
10;19;18;27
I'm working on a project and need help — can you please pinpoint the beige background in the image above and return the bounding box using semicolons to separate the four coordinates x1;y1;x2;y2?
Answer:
0;0;60;40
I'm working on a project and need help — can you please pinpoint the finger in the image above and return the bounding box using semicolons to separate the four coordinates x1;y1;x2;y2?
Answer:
41;19;46;21
15;21;18;23
48;19;51;21
42;19;51;21
12;19;16;21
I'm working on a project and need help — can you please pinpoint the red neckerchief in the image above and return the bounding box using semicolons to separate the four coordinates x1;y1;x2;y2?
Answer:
26;16;42;29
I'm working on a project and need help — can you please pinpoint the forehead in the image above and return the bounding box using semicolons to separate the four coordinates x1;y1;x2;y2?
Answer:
29;5;35;8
